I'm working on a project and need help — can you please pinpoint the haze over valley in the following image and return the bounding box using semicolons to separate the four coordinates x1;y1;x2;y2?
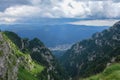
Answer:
0;0;120;80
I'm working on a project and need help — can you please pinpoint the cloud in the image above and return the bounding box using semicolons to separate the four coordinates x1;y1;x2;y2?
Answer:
59;0;120;18
56;0;90;18
4;6;41;17
0;0;120;24
69;19;120;26
0;0;29;11
0;5;41;24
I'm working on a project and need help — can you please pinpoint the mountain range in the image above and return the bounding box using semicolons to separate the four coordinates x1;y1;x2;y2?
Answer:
61;21;120;80
0;31;68;80
0;21;120;80
0;20;108;48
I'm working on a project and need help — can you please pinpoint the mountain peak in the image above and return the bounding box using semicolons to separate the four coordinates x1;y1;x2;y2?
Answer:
61;21;120;79
0;31;68;80
112;21;120;28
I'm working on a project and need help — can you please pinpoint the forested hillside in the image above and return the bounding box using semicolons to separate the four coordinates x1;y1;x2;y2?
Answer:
61;21;120;80
0;31;68;80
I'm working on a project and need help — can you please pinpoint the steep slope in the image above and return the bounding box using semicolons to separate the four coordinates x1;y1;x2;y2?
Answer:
83;50;120;80
61;21;120;79
28;38;69;80
0;32;44;80
3;31;68;80
0;32;18;80
83;63;120;80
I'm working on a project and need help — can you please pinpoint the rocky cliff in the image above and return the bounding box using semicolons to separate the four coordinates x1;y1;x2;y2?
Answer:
61;21;120;80
0;31;68;80
0;32;19;80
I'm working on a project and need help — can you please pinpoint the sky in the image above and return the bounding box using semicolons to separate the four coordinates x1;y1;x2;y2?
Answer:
0;0;120;25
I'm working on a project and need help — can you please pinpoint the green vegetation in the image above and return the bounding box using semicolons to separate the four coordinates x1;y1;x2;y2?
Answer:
17;55;44;80
18;66;38;80
2;21;120;80
0;41;3;44
29;38;44;49
18;62;44;80
2;33;24;57
2;32;44;80
2;31;69;80
3;31;22;48
30;62;44;75
61;21;120;78
0;50;3;56
83;63;120;80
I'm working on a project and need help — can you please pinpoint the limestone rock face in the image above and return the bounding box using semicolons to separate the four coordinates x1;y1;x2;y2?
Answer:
61;21;120;79
1;31;69;80
0;33;18;80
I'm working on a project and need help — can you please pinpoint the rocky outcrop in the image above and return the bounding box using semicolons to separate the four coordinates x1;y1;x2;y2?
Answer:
61;21;120;79
0;32;18;80
2;31;69;80
29;38;68;80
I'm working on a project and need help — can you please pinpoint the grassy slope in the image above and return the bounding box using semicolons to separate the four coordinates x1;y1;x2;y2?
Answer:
18;61;44;80
18;65;44;80
18;67;38;80
2;33;44;80
82;63;120;80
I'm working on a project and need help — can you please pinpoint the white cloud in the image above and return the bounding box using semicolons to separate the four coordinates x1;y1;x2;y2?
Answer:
0;5;41;24
0;0;120;24
0;18;17;24
5;5;41;17
46;0;120;18
69;19;120;26
57;0;90;17
105;1;120;18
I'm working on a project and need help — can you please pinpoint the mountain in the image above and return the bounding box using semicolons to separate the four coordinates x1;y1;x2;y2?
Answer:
0;23;108;48
0;31;68;80
1;23;108;61
0;21;119;80
83;57;120;80
61;21;120;80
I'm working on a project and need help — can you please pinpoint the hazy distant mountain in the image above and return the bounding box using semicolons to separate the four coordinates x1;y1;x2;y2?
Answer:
0;19;108;48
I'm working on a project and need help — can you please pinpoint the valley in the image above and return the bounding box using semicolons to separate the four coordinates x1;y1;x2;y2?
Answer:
0;21;108;59
0;21;120;80
0;0;120;80
61;21;120;80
